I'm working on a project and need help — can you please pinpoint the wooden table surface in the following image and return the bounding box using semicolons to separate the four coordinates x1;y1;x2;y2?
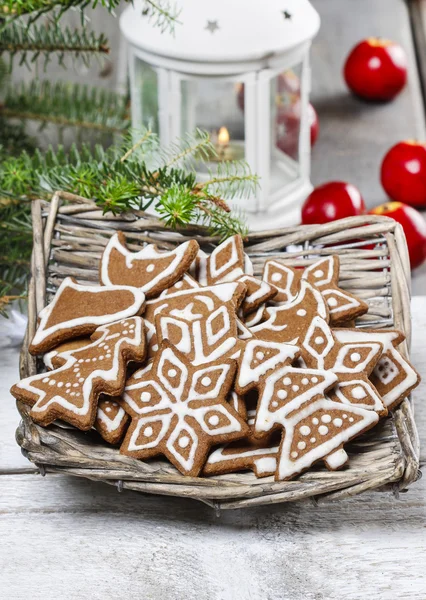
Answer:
0;298;425;599
2;1;426;598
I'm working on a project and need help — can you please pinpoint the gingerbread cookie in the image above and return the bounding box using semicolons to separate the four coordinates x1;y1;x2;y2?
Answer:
120;341;248;476
250;280;328;345
12;317;146;430
43;341;129;443
204;438;279;478
100;232;199;298
95;396;130;445
333;328;421;410
190;235;246;285
253;364;379;480
155;306;242;366
144;281;246;358
43;337;92;369
235;339;299;395
302;316;386;415
30;277;145;355
159;273;200;297
244;305;267;328
264;255;368;326
238;275;277;316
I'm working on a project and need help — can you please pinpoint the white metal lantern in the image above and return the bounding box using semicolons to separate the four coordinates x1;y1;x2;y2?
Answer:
120;0;320;230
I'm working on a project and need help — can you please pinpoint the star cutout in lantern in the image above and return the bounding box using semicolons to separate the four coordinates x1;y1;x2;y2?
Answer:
283;10;292;20
205;20;219;34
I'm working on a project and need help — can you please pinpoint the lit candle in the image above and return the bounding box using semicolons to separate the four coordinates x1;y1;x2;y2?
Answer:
217;126;230;159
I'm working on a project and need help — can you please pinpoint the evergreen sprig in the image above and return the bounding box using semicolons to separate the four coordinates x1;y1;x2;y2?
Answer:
1;0;180;33
0;129;256;229
0;20;109;67
0;130;256;314
1;79;130;132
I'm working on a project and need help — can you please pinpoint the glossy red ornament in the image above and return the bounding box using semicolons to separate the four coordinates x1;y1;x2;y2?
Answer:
381;140;426;207
344;38;407;101
369;202;426;269
301;181;366;225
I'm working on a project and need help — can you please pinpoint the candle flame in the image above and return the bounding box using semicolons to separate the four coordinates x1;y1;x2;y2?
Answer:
218;126;230;146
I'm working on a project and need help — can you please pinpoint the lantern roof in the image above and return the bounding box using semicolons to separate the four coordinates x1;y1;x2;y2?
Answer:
120;0;320;64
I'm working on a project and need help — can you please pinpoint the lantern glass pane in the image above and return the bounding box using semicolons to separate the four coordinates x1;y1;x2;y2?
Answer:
269;64;303;194
135;59;159;132
180;78;246;174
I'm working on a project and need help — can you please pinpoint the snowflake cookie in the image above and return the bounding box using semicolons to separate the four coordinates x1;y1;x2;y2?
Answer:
120;341;248;476
333;328;421;410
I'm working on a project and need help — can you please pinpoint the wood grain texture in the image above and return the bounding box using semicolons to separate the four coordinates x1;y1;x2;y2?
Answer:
0;471;425;600
0;298;425;599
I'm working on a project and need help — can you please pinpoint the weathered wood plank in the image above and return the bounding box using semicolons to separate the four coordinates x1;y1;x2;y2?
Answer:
0;343;35;473
0;472;425;599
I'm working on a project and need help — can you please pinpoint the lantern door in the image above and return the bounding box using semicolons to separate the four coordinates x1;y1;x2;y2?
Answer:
169;71;258;211
256;52;311;212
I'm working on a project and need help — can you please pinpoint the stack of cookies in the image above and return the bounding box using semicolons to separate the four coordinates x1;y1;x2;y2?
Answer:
11;233;420;481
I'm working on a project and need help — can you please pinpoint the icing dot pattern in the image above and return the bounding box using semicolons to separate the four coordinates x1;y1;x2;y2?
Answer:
16;318;144;430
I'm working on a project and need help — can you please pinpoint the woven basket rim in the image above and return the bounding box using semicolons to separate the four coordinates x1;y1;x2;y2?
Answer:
14;192;421;510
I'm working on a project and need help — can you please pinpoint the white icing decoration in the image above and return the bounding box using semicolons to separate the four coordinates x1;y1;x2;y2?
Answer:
122;345;244;473
18;317;144;424
321;414;331;423
300;425;310;435
303;256;334;287
252;281;327;342
178;436;190;448
324;448;348;469
352;386;367;400
236;340;298;391
31;278;145;350
100;233;196;293
334;329;418;408
318;425;329;435
263;260;297;303
333;418;343;427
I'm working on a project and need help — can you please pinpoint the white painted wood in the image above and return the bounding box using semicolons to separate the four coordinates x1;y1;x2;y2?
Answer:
0;298;425;599
0;345;34;473
0;472;425;600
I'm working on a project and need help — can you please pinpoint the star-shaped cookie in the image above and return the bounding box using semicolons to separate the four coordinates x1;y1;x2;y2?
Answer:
120;342;248;476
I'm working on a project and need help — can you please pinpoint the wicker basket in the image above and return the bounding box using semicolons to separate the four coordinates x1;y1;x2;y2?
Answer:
15;192;421;510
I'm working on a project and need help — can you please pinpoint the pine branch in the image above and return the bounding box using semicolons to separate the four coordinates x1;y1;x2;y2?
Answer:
161;129;217;169
0;129;256;310
0;118;37;155
1;0;180;33
1;80;130;132
0;20;109;67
